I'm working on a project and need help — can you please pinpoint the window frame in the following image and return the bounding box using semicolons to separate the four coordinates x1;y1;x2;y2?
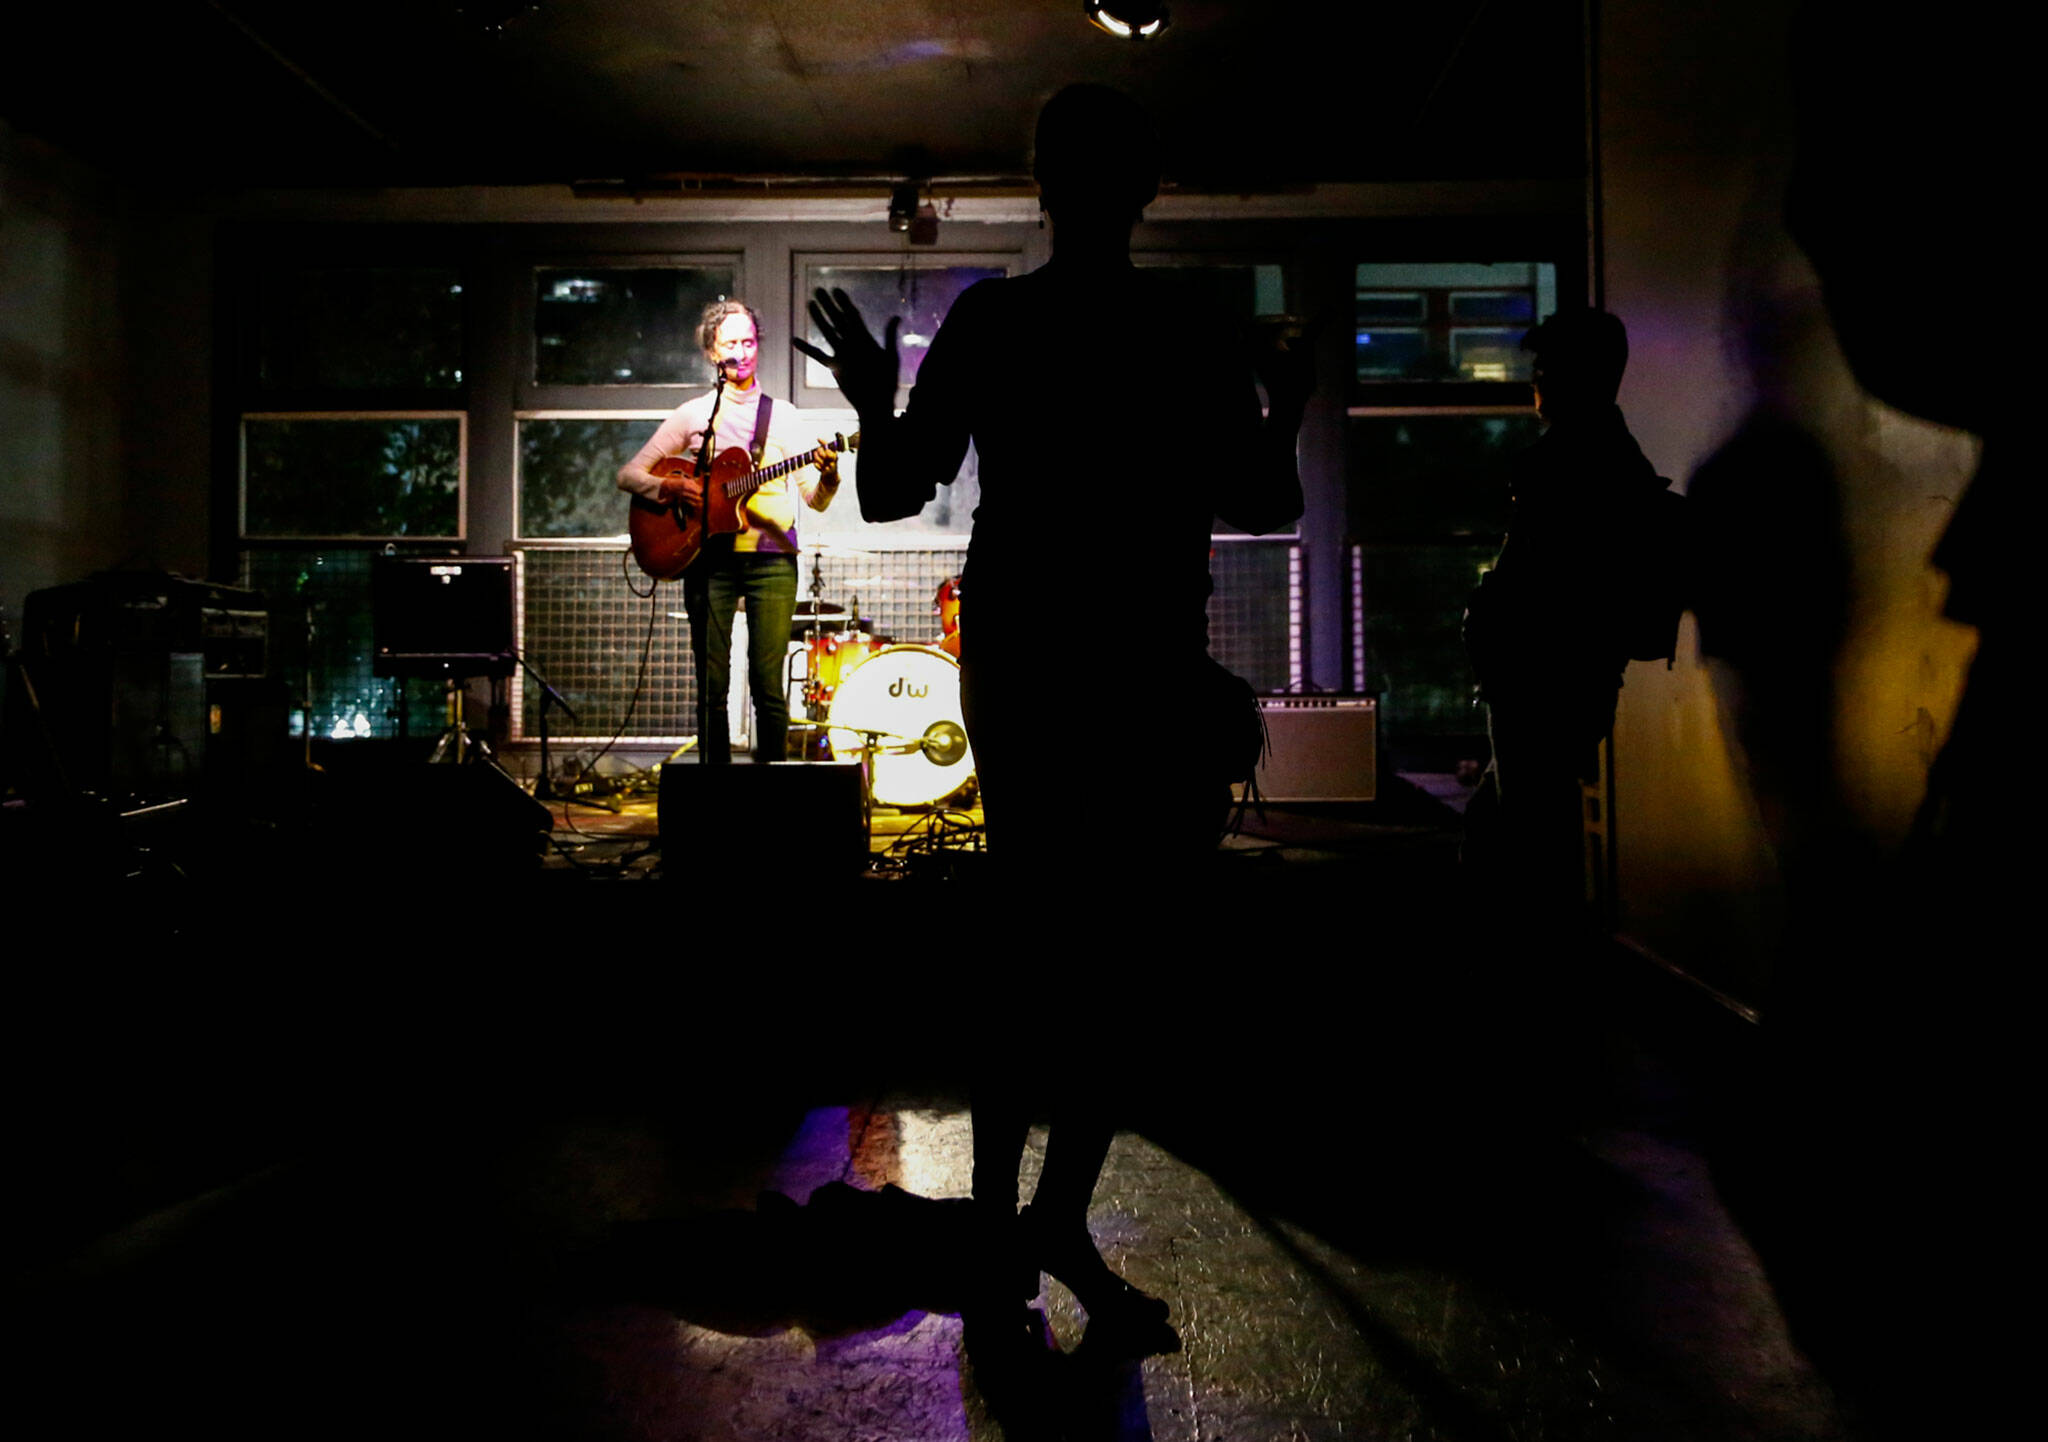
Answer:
1350;258;1565;407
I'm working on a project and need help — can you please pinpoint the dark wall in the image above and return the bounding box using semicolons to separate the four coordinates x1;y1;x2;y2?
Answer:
0;120;212;637
1599;3;1980;1004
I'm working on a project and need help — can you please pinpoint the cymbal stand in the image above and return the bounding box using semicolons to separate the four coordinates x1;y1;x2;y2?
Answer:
427;676;486;765
835;723;940;826
842;724;894;838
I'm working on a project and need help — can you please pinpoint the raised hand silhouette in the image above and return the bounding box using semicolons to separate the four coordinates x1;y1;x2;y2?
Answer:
793;287;900;419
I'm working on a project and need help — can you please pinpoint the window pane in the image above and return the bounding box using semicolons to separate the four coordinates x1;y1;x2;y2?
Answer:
802;264;1008;392
238;547;443;740
1449;291;1536;324
243;417;462;538
1352;262;1557;387
1450;329;1529;382
1355;329;1428;380
1349;413;1535;539
535;267;738;386
518;418;658;538
255;267;463;391
1135;261;1286;320
1356;292;1426;323
1361;542;1498;738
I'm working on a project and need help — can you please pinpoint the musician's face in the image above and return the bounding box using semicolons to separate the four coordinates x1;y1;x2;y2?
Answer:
709;313;759;385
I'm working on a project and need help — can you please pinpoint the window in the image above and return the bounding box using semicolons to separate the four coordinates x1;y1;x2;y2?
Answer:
251;265;464;393
793;255;1016;407
1134;258;1287;321
515;413;671;540
533;265;739;387
1348;413;1532;542
241;414;465;540
234;257;475;742
1347;258;1561;750
1354;262;1557;387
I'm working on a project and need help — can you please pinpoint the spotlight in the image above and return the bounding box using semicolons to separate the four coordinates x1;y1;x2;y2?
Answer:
1084;2;1169;39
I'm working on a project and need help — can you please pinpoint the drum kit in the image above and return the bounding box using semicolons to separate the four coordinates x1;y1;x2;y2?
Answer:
787;548;975;809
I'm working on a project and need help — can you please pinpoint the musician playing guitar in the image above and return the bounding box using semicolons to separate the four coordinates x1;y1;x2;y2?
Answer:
617;300;842;763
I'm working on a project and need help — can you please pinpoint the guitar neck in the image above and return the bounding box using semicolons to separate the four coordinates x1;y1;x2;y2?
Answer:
720;433;857;500
723;450;814;499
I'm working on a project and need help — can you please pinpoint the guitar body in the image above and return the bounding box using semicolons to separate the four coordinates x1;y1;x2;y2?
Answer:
627;430;856;581
627;450;756;580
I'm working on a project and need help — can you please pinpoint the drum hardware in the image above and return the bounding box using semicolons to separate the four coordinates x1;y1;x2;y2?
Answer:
825;644;975;808
935;575;963;659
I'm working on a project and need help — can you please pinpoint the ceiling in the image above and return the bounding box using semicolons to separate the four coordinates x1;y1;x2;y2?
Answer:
3;0;1585;193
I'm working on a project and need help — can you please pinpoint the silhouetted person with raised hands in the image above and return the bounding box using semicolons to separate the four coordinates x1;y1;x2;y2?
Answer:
796;83;1311;1364
800;84;1309;880
1464;308;1664;928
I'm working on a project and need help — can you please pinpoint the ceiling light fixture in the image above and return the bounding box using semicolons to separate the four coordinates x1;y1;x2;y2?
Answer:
1084;2;1170;40
888;181;920;232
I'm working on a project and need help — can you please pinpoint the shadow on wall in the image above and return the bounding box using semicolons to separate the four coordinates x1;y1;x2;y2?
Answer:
1692;6;2022;1440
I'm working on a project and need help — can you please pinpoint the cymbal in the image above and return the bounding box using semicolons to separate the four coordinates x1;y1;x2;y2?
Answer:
793;600;846;616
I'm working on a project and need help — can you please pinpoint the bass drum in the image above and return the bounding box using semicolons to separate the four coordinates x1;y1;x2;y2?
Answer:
828;645;976;807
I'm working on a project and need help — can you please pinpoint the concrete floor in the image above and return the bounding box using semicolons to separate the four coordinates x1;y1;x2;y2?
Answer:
3;778;1884;1441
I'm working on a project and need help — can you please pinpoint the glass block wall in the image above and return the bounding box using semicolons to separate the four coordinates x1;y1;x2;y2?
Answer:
238;547;445;740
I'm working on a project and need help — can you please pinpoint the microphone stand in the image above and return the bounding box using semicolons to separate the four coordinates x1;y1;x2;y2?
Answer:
518;650;579;802
692;366;730;766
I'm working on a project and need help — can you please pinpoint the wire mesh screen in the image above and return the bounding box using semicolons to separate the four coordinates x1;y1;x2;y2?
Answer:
794;546;964;646
512;538;1296;738
1209;539;1299;692
238;546;445;740
516;549;699;740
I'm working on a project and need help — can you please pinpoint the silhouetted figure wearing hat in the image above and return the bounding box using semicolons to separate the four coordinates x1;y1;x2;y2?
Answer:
1464;308;1662;926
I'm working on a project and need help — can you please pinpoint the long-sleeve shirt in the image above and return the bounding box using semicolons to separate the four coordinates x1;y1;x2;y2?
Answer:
616;386;837;554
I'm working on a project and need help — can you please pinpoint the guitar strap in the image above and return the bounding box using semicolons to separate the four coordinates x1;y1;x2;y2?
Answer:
749;396;773;469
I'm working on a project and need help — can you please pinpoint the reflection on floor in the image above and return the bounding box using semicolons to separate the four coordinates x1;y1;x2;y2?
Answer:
575;1101;1841;1442
9;772;1878;1441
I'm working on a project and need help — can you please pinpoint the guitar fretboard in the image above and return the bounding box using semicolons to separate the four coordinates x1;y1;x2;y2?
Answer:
723;450;815;498
721;434;858;499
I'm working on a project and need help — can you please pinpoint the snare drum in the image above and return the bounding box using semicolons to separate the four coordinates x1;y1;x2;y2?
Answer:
828;644;976;807
808;628;885;695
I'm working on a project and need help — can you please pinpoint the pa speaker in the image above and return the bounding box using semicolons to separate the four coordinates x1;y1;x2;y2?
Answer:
659;761;868;883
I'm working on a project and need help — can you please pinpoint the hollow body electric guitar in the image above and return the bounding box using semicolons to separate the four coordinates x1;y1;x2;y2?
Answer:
628;433;858;580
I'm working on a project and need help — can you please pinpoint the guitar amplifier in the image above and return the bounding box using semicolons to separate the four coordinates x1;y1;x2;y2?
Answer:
1240;695;1377;802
